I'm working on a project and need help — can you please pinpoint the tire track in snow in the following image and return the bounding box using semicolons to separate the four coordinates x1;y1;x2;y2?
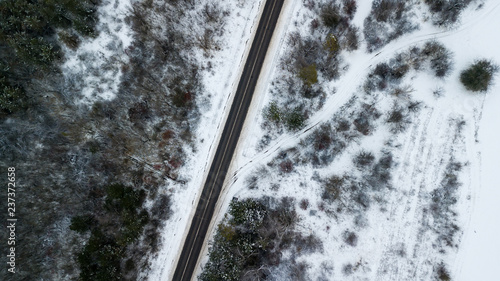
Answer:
371;101;472;280
400;111;468;280
373;108;434;280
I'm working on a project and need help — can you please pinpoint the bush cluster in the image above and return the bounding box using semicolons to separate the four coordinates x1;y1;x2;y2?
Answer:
263;102;307;131
71;183;151;280
364;0;418;52
200;197;321;281
364;41;453;94
424;0;474;27
430;161;463;250
322;175;369;212
322;151;393;215
261;1;359;140
319;1;359;52
297;102;382;168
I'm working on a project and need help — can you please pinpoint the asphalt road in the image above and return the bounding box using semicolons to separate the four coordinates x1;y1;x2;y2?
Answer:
172;0;285;280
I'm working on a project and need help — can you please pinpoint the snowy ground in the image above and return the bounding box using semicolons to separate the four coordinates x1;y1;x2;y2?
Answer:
199;0;500;280
457;84;500;281
61;0;134;104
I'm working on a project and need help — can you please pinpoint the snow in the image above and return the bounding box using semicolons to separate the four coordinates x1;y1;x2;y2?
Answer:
194;0;500;280
351;0;373;29
61;0;133;104
458;90;500;281
451;1;500;279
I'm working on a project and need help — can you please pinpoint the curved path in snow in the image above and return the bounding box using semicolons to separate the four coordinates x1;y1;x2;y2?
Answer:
230;1;500;183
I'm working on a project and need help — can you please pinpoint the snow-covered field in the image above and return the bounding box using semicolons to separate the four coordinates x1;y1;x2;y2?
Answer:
197;0;500;280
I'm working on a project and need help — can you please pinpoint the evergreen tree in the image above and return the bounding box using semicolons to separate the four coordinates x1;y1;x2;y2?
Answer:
460;60;498;92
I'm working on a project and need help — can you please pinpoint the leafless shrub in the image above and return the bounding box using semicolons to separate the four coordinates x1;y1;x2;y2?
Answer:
408;101;422;113
342;263;354;275
128;100;151;122
343;0;357;20
202;2;222;23
367;151;393;190
197;28;217;56
354;112;374;135
430;161;463;250
354;214;368;228
289;261;310;281
300;199;310;210
246;175;259;190
385;104;410;133
322;175;346;202
422;41;453;77
335;119;351;132
393;243;407;257
434;261;452;281
279;159;294;173
304;0;316;10
433;87;444;98
354;150;375;168
310;18;320;31
343;25;360;51
295;234;323;254
343;230;359;246
320;3;343;28
150;194;171;222
313;124;334;151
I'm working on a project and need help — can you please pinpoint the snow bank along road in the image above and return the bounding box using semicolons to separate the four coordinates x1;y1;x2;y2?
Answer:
172;0;285;280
